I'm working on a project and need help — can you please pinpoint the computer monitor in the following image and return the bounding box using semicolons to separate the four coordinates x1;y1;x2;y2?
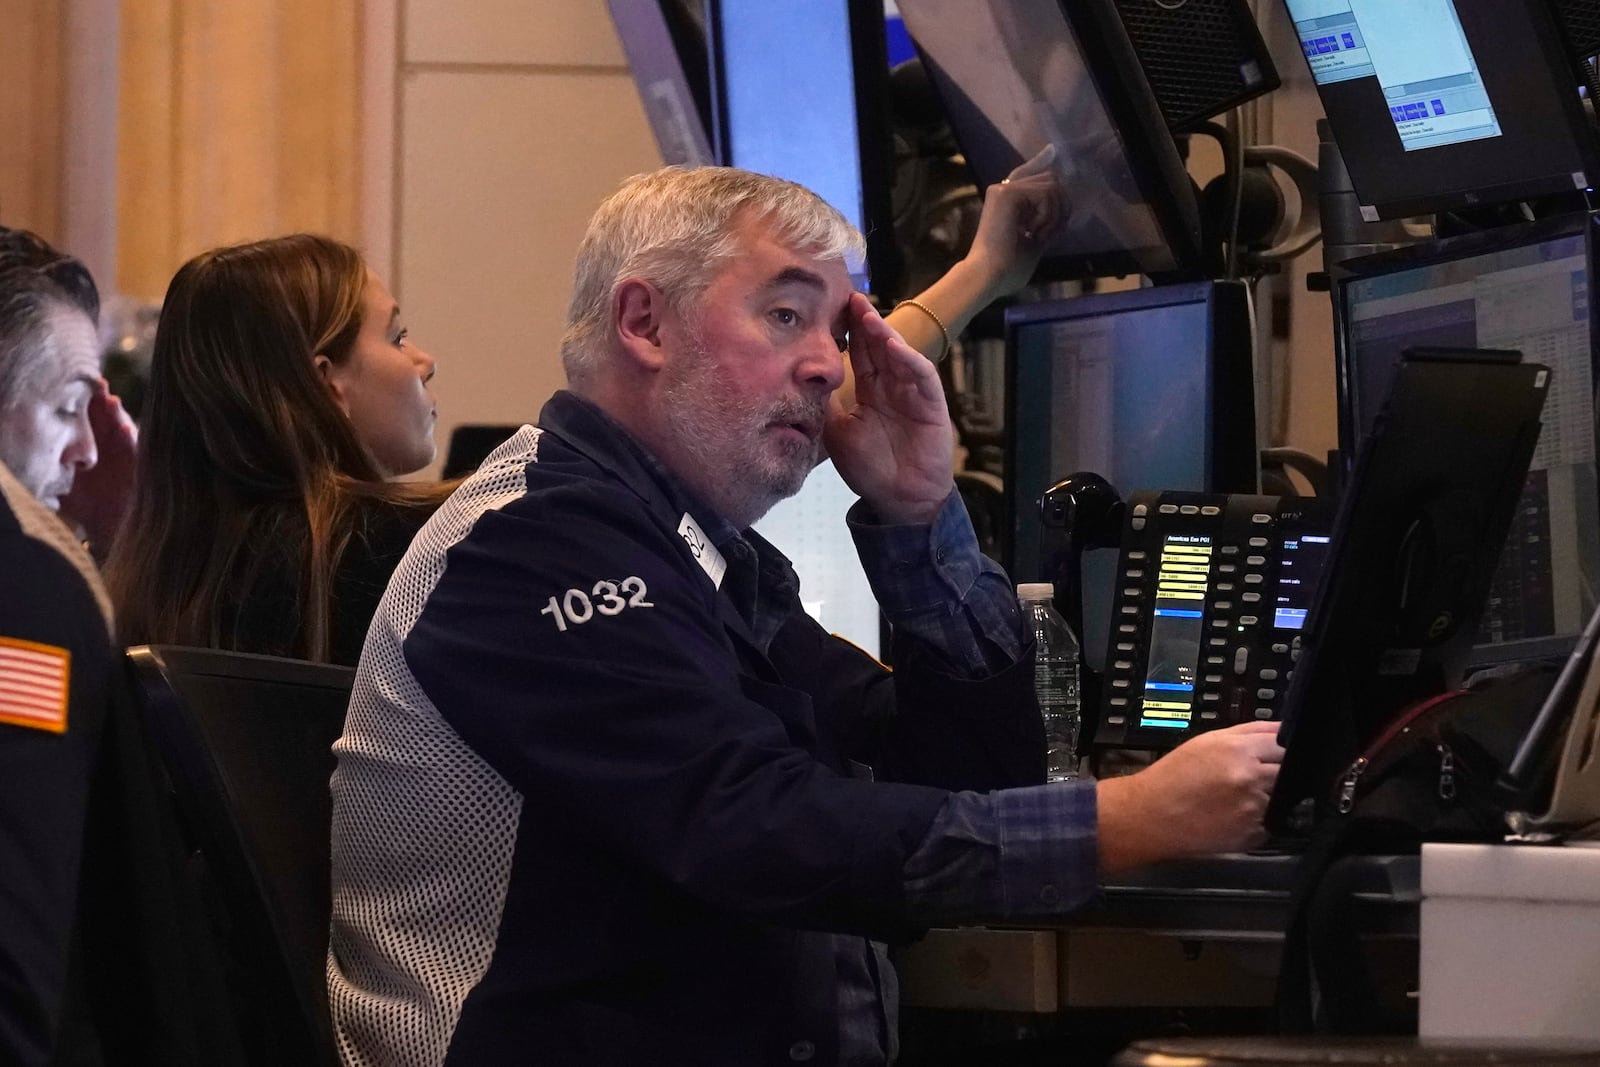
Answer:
1279;0;1600;221
1336;213;1600;665
1006;281;1258;669
708;0;897;292
1268;349;1550;831
896;0;1212;280
608;0;716;166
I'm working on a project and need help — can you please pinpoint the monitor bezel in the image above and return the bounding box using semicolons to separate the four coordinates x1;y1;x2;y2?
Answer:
608;0;716;167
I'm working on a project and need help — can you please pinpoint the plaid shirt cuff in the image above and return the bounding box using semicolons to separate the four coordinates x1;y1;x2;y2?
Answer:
848;491;1024;675
902;781;1100;924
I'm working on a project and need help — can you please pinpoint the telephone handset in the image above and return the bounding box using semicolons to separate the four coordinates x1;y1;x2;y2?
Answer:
1095;490;1334;750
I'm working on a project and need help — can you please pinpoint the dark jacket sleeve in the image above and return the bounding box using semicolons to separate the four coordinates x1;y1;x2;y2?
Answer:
763;614;1046;793
0;519;112;1066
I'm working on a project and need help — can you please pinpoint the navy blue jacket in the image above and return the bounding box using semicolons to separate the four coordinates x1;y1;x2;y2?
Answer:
329;392;1043;1066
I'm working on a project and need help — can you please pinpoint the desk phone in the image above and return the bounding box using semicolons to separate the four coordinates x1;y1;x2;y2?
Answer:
1096;491;1333;749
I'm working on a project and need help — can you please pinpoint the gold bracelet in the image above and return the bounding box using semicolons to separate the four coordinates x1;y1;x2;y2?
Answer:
893;298;951;363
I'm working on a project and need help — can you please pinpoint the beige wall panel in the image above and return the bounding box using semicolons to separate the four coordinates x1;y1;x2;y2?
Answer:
276;0;363;244
404;0;627;67
117;0;363;301
0;0;65;240
116;0;177;299
174;3;280;254
399;69;659;455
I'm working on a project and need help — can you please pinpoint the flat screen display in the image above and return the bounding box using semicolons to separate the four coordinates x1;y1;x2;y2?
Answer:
1338;216;1600;664
1281;0;1599;220
710;0;893;289
897;0;1207;279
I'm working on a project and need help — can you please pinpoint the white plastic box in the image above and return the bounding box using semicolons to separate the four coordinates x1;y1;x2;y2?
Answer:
1420;842;1600;1040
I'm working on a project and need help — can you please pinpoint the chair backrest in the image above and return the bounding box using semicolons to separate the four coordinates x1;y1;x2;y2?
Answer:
127;645;354;1067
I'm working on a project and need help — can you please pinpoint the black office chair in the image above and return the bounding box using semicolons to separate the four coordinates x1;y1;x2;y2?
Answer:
127;645;354;1067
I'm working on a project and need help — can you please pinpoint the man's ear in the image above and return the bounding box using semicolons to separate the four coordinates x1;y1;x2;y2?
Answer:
313;353;352;415
613;278;670;372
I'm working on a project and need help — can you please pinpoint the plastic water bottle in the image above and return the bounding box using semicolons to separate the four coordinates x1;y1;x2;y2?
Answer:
1018;583;1081;782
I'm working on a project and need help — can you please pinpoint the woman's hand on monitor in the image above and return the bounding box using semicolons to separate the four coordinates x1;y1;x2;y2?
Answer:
968;143;1065;301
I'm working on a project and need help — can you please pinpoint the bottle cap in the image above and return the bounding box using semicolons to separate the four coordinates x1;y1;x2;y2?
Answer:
1016;582;1055;600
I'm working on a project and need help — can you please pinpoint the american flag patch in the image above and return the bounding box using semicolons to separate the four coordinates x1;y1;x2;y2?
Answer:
0;637;70;734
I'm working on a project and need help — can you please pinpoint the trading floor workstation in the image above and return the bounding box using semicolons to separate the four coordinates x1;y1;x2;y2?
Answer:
613;0;1600;1059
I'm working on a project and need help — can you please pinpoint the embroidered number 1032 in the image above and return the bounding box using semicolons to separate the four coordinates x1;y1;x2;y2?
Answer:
541;577;653;632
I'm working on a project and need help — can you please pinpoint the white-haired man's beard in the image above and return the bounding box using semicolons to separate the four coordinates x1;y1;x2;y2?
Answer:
660;336;828;528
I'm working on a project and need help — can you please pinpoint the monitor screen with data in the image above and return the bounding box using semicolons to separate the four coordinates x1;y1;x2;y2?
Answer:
1280;0;1599;219
1338;215;1600;664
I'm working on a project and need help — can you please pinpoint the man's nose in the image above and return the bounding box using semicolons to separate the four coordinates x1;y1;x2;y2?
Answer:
66;414;97;471
799;329;846;392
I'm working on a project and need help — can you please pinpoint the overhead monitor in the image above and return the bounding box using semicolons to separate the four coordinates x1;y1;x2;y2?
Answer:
608;0;716;167
896;0;1212;280
1280;0;1600;220
1006;281;1258;669
1337;213;1600;665
708;0;896;291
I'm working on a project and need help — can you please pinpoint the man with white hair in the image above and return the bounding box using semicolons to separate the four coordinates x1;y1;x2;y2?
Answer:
329;163;1282;1067
0;226;135;558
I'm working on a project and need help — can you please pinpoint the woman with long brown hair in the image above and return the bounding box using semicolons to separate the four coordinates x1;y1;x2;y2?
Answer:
106;234;455;664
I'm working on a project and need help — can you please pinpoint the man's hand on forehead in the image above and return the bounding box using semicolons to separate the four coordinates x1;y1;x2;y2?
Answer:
823;293;955;526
